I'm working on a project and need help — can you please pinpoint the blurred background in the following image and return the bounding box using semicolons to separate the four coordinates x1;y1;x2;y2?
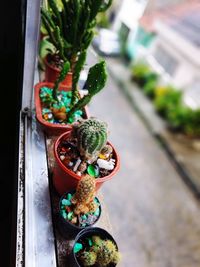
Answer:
89;0;200;266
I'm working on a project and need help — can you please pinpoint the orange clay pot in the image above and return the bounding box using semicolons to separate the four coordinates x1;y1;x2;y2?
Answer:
53;131;120;195
34;82;89;136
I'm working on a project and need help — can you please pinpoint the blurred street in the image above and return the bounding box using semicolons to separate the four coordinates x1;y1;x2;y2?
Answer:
87;51;200;267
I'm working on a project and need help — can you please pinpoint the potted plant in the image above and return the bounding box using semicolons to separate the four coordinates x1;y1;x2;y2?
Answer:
35;59;107;135
53;117;120;195
70;227;121;266
58;174;101;237
41;0;112;91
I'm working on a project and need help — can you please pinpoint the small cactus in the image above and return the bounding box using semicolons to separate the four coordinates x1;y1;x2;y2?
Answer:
97;239;119;266
80;251;97;266
72;175;97;215
79;236;121;266
73;118;108;161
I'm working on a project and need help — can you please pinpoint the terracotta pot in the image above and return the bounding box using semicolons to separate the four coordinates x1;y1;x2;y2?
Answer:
44;55;72;90
53;131;120;195
34;82;89;136
57;191;102;237
69;227;119;267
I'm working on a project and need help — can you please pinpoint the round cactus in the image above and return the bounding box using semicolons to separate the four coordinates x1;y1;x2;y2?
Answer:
80;251;97;266
73;118;108;161
97;239;119;266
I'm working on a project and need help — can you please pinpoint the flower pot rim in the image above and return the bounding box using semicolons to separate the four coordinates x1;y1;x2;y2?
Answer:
34;82;89;131
44;54;73;74
59;190;101;230
54;131;120;183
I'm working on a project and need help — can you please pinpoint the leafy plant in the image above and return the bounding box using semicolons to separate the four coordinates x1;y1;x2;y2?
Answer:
154;86;182;117
183;109;200;137
131;62;158;87
167;105;191;131
143;79;158;98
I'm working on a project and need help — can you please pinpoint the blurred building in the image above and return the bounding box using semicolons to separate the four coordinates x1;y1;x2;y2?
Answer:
127;0;200;108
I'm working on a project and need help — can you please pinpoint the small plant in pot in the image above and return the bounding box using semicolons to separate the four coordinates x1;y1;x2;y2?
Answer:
70;227;121;267
41;0;112;90
53;117;120;195
35;60;107;135
58;174;101;237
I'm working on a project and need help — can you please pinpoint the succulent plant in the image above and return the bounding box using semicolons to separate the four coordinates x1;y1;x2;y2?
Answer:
71;174;97;215
79;236;121;266
67;60;108;119
80;251;97;266
52;60;70;101
97;239;119;266
41;0;112;105
73;118;108;161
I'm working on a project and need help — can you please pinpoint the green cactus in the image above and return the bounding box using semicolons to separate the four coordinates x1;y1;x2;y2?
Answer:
41;0;113;63
97;240;119;266
79;237;120;266
41;0;112;105
71;174;96;215
67;61;107;119
80;251;97;266
73;118;108;160
52;60;70;101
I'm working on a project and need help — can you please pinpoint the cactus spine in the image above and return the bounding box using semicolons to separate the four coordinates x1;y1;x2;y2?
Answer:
71;175;97;215
73;118;108;160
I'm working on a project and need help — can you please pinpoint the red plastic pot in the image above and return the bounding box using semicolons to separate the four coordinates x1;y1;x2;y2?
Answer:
53;131;120;195
34;82;89;136
44;55;72;89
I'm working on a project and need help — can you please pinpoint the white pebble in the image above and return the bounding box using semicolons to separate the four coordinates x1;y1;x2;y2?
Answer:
73;158;82;172
60;155;65;161
97;159;115;171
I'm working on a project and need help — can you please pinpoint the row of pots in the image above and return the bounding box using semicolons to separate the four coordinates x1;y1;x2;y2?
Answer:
34;73;121;265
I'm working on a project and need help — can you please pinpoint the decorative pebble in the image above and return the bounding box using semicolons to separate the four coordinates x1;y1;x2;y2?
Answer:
74;243;83;253
61;199;71;206
97;158;115;171
73;158;82;172
68;162;73;167
94;208;100;217
81;215;87;220
87;165;100;178
61;210;67;219
60;155;65;161
67;193;72;201
78;161;87;173
67;211;73;220
88;238;93;247
99;153;107;160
